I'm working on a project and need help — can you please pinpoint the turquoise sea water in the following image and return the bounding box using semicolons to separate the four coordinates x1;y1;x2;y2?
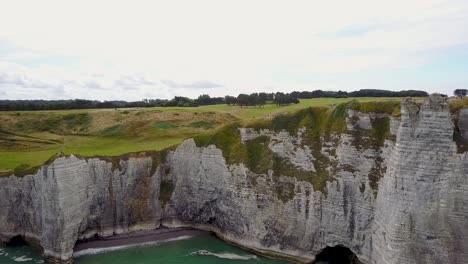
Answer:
0;234;289;264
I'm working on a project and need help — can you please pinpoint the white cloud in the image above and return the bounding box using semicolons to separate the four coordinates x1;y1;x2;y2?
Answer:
161;80;223;89
0;0;467;99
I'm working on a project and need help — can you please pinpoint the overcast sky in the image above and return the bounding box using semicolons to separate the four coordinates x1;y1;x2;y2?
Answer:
1;0;468;100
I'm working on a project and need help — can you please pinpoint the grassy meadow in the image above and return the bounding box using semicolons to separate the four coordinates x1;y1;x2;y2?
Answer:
0;97;415;174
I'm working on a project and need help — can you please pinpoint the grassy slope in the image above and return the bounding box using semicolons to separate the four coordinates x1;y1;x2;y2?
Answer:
0;108;235;173
0;97;411;174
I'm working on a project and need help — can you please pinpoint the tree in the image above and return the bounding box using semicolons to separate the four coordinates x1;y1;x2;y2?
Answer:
273;92;299;106
259;92;268;102
237;94;250;108
273;92;284;106
196;94;224;105
196;94;212;105
248;93;258;107
248;93;266;107
336;90;348;98
454;89;468;98
257;93;266;107
225;95;237;106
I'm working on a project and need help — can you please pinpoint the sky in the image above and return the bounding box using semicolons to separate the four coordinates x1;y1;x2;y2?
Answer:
0;0;468;101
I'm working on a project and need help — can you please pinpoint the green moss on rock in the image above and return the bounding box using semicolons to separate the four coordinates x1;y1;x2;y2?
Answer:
368;156;385;193
371;116;391;147
248;105;348;138
159;180;174;208
194;101;396;197
194;119;336;195
194;123;246;165
275;181;295;203
245;136;273;174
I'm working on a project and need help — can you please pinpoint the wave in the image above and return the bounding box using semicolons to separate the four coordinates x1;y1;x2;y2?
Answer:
73;235;193;257
0;248;41;263
190;249;258;260
14;256;33;262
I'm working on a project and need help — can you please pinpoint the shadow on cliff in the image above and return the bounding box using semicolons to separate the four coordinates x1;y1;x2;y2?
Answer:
312;245;362;264
5;235;28;247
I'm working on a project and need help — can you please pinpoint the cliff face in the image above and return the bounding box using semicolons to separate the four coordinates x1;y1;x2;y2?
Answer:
0;95;467;264
0;155;165;262
372;96;468;264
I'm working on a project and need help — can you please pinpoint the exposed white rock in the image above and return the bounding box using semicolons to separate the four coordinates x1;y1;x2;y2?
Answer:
0;156;164;262
372;96;468;264
240;127;316;171
458;108;468;141
347;110;373;130
389;116;400;136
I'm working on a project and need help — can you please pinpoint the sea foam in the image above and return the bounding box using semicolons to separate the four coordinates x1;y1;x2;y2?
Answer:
190;249;258;260
14;256;33;262
73;235;193;257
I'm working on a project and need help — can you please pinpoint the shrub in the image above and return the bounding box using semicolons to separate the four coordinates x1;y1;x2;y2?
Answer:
189;121;213;129
102;125;123;136
18;116;63;132
449;97;468;113
63;113;92;128
13;164;30;174
348;100;401;115
152;121;178;129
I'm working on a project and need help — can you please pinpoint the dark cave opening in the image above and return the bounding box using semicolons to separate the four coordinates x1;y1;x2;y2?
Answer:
6;235;27;247
313;245;362;264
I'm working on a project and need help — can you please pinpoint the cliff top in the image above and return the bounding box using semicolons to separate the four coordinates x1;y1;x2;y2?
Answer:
0;97;425;176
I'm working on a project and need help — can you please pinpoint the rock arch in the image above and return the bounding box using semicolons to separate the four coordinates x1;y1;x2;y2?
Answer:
6;235;28;247
313;245;362;264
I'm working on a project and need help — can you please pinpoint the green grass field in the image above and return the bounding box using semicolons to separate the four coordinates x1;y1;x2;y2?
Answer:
144;97;407;119
0;97;417;175
10;97;406;118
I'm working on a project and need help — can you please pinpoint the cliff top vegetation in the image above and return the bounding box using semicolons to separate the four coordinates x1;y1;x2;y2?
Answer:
0;97;419;176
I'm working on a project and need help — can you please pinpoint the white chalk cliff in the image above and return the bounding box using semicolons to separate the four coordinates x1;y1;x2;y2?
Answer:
0;94;467;264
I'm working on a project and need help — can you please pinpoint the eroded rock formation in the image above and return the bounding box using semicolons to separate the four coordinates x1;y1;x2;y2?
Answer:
0;94;467;264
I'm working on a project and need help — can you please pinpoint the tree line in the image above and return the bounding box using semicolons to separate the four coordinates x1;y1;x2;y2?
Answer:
0;89;428;111
289;89;428;98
